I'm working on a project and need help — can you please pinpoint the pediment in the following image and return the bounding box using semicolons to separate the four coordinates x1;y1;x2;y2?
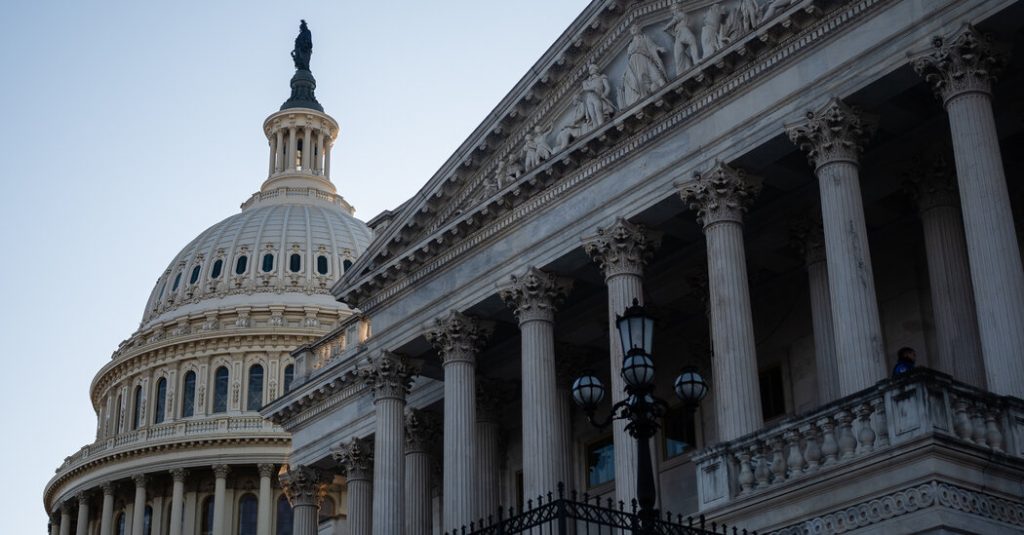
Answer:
339;0;827;308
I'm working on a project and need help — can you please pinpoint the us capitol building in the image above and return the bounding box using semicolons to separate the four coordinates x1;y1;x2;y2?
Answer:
47;1;1024;534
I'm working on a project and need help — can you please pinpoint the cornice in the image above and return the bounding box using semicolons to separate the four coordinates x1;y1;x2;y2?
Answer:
341;0;864;312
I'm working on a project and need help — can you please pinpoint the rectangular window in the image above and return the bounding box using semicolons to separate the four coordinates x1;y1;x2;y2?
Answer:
585;435;615;488
662;404;697;459
759;365;787;421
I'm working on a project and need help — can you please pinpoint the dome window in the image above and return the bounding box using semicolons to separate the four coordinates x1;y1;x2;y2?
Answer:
284;364;295;394
132;385;143;430
235;255;248;275
211;259;223;279
343;259;353;272
317;255;329;275
213;366;229;413
153;378;167;425
181;371;196;418
262;253;275;273
171;272;182;292
189;265;202;285
247;364;264;411
289;253;302;273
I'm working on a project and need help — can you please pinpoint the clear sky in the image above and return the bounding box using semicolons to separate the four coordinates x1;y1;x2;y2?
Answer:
0;0;590;531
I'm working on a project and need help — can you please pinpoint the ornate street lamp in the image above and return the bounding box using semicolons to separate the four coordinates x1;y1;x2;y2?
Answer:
571;299;708;531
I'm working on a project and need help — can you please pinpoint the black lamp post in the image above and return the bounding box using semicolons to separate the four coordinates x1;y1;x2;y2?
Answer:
571;299;708;532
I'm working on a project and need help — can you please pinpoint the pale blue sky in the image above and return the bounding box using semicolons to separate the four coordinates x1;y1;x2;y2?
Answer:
0;1;590;531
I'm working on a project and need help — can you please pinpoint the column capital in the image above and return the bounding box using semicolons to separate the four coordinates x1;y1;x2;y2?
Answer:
786;98;876;169
499;266;573;323
677;161;762;227
426;311;494;366
912;24;1006;105
789;214;826;266
332;436;374;481
278;465;329;508
61;499;76;514
76;491;91;505
100;481;116;496
903;149;959;212
582;218;660;279
169;468;188;483
404;408;441;454
359;351;418;400
131;474;148;488
258;464;277;479
211;464;231;479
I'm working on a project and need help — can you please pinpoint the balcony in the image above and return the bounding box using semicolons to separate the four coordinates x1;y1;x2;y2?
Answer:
693;369;1024;533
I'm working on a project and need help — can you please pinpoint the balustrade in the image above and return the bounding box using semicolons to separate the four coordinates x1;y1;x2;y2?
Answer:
694;370;1024;511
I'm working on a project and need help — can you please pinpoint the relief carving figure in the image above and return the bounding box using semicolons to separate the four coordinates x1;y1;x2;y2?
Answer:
701;4;725;59
761;0;793;24
581;64;615;128
739;0;762;31
621;24;668;107
555;96;588;152
664;5;701;72
523;126;553;169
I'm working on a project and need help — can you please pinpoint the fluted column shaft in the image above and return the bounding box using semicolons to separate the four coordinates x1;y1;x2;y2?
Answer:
59;509;71;535
554;385;574;491
212;466;228;535
301;127;312;171
315;133;325;174
132;475;147;535
475;418;501;518
373;395;406;535
75;495;90;535
348;475;372;535
275;129;286;173
807;258;840;402
268;136;277;176
287;127;297;171
100;484;115;535
405;410;438;535
257;465;274;535
169;470;186;535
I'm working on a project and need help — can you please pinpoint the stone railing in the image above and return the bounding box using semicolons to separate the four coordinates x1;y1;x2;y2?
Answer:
694;369;1024;511
57;416;285;475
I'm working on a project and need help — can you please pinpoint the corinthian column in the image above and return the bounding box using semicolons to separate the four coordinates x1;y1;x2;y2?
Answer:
914;25;1024;397
475;379;511;519
904;152;985;387
583;218;659;505
787;98;886;395
131;474;148;535
280;465;328;535
99;482;115;535
333;437;374;535
168;469;186;535
678;161;764;440
499;267;573;502
75;492;90;535
791;216;840;404
360;352;418;535
256;464;275;535
426;311;493;531
211;465;229;535
405;409;441;535
59;503;72;535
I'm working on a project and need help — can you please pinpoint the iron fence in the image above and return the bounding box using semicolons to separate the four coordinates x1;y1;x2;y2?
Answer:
446;484;753;535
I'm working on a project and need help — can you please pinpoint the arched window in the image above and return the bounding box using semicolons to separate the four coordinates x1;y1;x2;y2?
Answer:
237;494;258;535
247;365;264;411
115;394;123;434
200;496;215;535
157;281;167;301
153;378;167;424
189;265;202;284
342;259;353;272
143;505;153;535
213;366;229;413
275;495;293;535
115;512;126;535
132;385;143;430
319;495;336;521
182;371;197;418
171;272;182;292
283;364;295;394
289;253;301;273
211;259;224;279
316;255;329;275
235;255;248;275
261;253;274;273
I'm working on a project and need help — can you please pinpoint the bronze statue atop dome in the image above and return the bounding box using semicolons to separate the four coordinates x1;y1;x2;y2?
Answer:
291;19;313;71
281;19;323;112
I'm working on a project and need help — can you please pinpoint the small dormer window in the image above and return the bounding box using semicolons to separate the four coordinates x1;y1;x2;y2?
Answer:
289;253;302;273
189;265;202;284
316;255;329;275
211;259;223;279
171;272;182;292
235;255;248;275
262;253;275;273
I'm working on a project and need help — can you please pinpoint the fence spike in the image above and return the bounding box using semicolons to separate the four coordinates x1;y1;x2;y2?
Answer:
547;490;553;503
734;527;739;535
527;498;534;510
678;513;684;524
557;481;565;498
570;488;578;501
700;514;706;529
688;515;694;527
711;521;717;532
743;529;749;535
722;522;728;534
618;499;625;511
488;514;494;526
630;498;638;514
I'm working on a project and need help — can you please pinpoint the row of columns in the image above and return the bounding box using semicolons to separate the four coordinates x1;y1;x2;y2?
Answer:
52;464;280;535
268;125;333;177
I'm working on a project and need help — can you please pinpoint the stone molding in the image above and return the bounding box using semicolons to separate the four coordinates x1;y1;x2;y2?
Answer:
903;149;960;213
767;480;1024;534
332;437;374;481
582;218;660;279
912;24;1007;105
425;311;494;365
786;98;877;169
404;408;441;454
498;267;573;323
677;161;762;228
279;465;329;507
359;351;418;401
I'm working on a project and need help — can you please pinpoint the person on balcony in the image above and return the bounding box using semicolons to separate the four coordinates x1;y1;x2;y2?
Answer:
892;347;917;378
